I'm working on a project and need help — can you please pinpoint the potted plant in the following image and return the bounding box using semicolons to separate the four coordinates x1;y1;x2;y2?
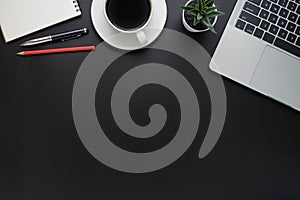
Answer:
181;0;225;33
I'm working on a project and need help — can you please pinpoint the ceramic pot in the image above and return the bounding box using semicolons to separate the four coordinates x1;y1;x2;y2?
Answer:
182;0;218;33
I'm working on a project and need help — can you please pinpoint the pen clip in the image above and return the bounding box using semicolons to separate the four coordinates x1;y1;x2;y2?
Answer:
61;34;82;42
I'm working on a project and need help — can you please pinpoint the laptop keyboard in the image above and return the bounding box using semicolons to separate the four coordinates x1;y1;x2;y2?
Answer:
235;0;300;57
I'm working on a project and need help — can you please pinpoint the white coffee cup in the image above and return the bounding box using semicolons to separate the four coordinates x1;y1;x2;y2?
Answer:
103;0;153;45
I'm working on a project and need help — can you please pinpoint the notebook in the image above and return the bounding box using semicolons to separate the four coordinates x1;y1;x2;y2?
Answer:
0;0;82;42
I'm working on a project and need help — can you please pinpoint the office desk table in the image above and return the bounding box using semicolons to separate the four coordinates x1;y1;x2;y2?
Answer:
0;0;300;199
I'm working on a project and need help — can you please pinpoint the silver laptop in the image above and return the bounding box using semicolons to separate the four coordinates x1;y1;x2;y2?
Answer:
210;0;300;111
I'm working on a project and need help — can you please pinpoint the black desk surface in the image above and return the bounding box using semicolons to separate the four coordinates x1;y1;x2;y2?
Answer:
1;0;300;199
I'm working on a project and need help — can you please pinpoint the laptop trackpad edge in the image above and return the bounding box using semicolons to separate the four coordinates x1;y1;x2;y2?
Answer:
250;46;300;110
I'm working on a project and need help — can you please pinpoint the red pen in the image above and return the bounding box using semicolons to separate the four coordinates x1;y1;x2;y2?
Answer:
17;46;96;56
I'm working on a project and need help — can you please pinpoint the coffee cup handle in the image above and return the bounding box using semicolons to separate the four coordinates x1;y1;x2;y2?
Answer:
136;30;148;45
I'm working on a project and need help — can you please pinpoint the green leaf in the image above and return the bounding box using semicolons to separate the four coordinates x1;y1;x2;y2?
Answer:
206;6;218;13
193;17;199;26
198;0;204;10
202;16;216;33
194;20;201;26
210;26;217;33
201;16;211;27
204;0;214;7
215;11;225;15
207;10;225;18
197;13;203;20
187;9;199;16
180;6;196;11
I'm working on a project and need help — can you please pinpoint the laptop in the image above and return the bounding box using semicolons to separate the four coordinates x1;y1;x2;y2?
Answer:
210;0;300;111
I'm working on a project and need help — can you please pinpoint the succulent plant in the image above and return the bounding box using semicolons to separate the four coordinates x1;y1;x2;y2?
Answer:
181;0;225;33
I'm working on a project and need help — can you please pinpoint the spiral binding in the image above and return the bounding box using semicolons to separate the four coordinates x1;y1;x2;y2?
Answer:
72;0;81;12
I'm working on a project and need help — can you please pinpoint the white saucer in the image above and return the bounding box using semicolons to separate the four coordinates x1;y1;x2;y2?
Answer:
91;0;167;50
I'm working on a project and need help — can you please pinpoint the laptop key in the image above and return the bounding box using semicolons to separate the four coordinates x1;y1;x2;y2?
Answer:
268;13;278;23
236;19;246;30
263;32;275;43
269;0;278;3
287;33;297;43
296;27;300;36
277;18;287;28
261;0;271;9
260;20;271;30
270;4;280;14
287;1;297;12
274;38;300;57
248;0;262;6
288;12;298;22
278;28;288;38
245;24;255;34
279;8;289;18
286;22;296;32
296;37;300;46
254;28;264;38
244;2;261;15
259;9;270;19
240;11;261;26
297;17;300;25
296;6;300;15
278;0;288;7
269;24;279;34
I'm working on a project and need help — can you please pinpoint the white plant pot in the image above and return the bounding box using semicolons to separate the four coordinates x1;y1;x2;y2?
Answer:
182;0;218;33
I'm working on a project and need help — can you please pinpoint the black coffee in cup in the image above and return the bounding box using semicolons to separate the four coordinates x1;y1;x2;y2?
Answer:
105;0;151;31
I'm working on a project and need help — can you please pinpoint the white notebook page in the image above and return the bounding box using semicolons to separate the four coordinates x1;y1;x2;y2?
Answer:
0;0;81;42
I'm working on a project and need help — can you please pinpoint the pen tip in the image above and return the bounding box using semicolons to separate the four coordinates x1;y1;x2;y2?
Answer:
17;52;24;56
